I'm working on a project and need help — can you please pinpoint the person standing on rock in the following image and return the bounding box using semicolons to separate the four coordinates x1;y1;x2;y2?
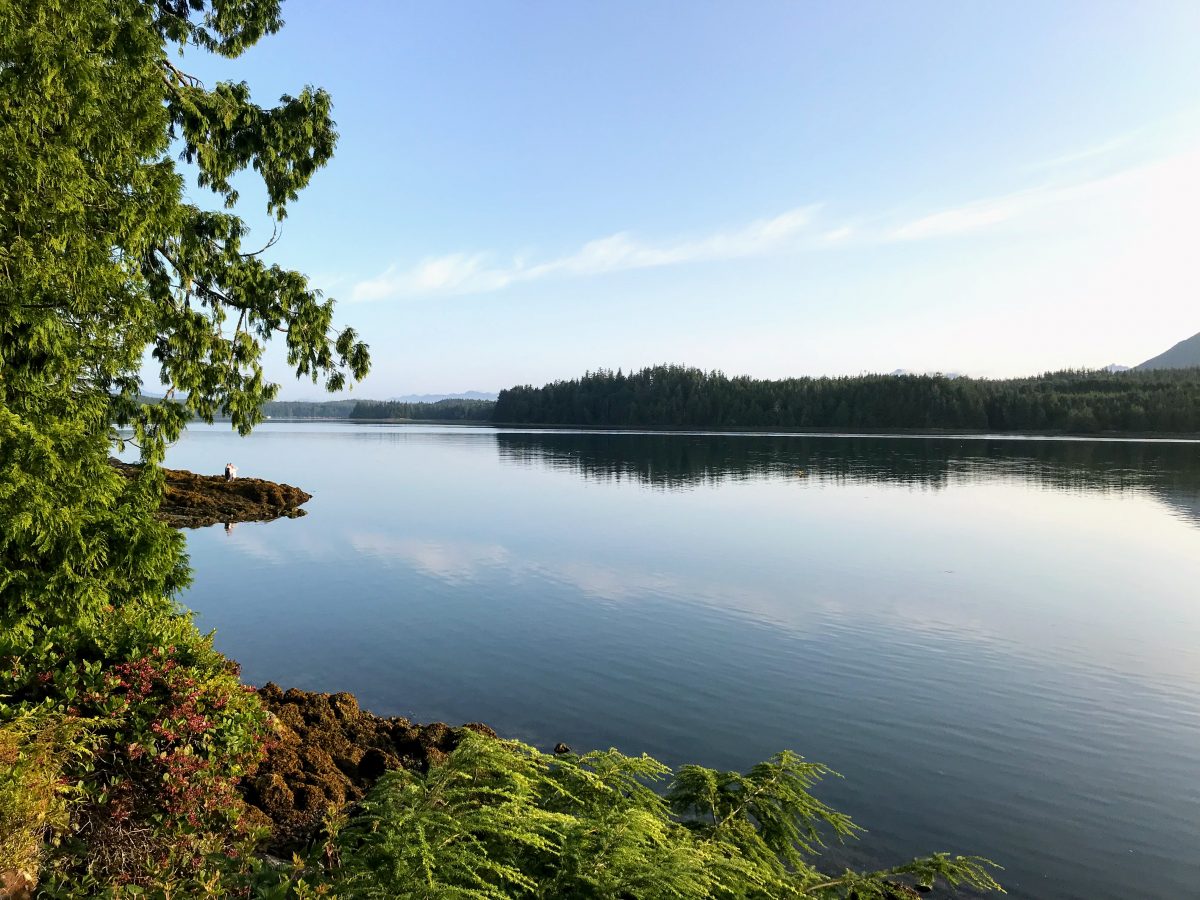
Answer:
224;462;238;481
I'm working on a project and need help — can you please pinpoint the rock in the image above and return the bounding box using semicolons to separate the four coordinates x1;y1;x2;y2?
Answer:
109;459;312;529
250;773;295;821
357;747;397;780
292;783;330;814
331;692;359;721
553;742;572;755
240;803;274;833
242;685;496;853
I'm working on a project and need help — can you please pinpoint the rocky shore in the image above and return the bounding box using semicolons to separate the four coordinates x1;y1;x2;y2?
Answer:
106;465;493;852
110;460;312;528
243;684;496;851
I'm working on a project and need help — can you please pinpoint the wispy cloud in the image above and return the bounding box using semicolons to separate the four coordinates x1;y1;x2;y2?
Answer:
348;131;1200;302
890;125;1200;243
888;140;1200;244
889;192;1033;242
351;206;818;301
1023;136;1130;172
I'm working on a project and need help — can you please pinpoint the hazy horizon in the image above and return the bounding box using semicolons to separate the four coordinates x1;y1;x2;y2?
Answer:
271;359;1173;405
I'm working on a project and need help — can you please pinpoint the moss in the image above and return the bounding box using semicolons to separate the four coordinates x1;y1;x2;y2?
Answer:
244;684;495;852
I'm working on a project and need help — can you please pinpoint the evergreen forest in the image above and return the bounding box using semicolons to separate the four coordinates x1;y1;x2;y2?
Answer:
350;397;497;421
260;398;360;418
492;365;1200;433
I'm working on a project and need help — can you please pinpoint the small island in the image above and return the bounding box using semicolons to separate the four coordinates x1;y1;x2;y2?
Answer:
110;460;312;529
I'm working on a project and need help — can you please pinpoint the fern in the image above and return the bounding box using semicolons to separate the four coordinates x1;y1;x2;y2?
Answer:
336;737;569;898
324;732;1003;899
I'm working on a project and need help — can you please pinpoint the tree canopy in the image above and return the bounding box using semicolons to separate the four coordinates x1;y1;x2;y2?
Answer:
493;364;1200;433
1;0;370;888
350;398;497;421
0;0;368;639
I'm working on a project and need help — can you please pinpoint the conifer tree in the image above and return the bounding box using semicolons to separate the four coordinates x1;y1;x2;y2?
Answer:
0;0;369;640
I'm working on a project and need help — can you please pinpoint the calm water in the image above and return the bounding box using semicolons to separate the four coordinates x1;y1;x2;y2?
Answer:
158;424;1200;898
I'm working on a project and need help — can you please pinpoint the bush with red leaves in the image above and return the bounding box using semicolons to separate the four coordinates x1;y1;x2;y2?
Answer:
1;601;272;891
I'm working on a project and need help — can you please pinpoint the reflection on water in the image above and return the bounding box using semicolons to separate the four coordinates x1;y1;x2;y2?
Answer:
496;430;1200;524
159;424;1200;900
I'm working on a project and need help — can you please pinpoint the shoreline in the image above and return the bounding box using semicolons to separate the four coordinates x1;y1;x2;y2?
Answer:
339;418;1200;442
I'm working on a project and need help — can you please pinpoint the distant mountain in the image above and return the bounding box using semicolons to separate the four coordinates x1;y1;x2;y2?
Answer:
1102;363;1130;373
388;391;497;403
1136;331;1200;370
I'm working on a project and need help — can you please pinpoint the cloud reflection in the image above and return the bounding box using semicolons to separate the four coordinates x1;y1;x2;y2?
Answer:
349;534;511;584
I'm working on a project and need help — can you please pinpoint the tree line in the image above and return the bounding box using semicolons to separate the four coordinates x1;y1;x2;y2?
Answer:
350;398;496;421
491;365;1200;433
262;398;360;418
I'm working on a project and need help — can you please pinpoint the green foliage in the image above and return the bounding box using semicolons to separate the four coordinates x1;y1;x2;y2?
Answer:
309;733;1002;899
0;409;189;644
1;601;271;889
493;364;1200;434
350;398;497;422
0;0;368;642
0;0;368;890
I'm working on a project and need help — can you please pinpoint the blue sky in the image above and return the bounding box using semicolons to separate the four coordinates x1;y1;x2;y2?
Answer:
182;1;1200;398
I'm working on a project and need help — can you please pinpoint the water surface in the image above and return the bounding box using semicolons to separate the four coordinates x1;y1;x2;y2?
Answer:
158;424;1200;898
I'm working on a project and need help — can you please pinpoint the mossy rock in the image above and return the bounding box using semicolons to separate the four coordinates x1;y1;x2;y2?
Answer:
110;460;312;528
242;683;496;853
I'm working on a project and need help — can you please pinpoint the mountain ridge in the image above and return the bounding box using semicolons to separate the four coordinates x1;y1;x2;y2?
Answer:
1137;331;1200;370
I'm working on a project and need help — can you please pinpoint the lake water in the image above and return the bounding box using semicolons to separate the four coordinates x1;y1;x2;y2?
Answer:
158;423;1200;898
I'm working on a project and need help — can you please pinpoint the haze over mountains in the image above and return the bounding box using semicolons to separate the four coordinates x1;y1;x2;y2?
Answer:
1136;331;1200;371
172;332;1200;411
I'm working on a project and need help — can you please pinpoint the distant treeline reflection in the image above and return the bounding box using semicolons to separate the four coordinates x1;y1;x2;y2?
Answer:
494;431;1200;522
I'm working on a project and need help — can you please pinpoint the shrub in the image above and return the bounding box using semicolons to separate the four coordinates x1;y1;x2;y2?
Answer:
0;601;271;892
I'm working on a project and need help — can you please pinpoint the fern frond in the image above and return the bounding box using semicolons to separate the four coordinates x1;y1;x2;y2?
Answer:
331;733;1002;899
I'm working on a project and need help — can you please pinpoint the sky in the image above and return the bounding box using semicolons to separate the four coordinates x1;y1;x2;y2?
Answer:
178;1;1200;398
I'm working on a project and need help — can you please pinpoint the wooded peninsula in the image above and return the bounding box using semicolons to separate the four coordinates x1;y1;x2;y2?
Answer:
348;365;1200;434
